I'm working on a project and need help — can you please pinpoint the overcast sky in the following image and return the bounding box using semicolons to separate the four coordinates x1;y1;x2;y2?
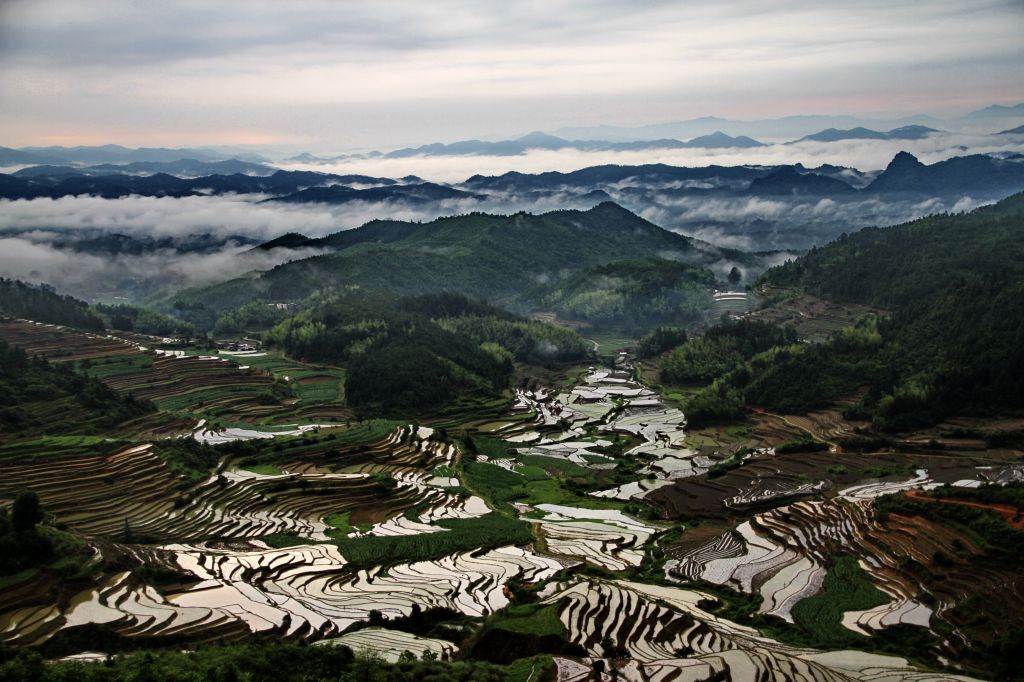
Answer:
0;0;1022;150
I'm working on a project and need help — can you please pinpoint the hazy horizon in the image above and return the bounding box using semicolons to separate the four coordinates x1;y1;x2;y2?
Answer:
1;0;1022;149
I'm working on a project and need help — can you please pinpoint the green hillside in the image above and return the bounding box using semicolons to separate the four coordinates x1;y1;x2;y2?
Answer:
166;203;746;327
763;192;1024;307
528;258;715;330
677;192;1024;429
266;291;590;417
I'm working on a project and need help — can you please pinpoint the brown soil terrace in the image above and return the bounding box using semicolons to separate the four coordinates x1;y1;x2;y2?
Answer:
904;490;1024;529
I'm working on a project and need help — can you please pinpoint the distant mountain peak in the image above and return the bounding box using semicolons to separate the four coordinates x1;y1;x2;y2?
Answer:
887;150;925;170
514;131;568;145
684;130;765;148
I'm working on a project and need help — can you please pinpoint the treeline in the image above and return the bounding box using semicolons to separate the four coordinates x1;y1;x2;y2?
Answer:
266;291;590;417
762;192;1024;308
93;303;198;338
0;341;154;436
660;320;796;385
0;278;203;341
212;300;291;336
682;283;1024;430
0;279;104;331
0;640;541;681
636;326;688;359
530;258;714;330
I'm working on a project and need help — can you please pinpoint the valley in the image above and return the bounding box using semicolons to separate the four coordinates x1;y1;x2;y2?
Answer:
2;243;1022;680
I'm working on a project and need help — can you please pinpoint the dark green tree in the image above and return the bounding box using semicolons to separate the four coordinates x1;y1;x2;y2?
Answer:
11;491;43;533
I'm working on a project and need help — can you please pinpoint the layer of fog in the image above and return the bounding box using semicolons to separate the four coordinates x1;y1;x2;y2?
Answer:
634;195;995;251
0;170;1006;302
0;236;330;303
0;194;472;240
276;132;1024;183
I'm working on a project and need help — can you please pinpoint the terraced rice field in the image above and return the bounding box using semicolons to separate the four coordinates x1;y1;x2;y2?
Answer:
2;318;1020;679
663;468;1024;646
0;319;351;425
709;290;758;319
0;319;140;361
543;579;984;681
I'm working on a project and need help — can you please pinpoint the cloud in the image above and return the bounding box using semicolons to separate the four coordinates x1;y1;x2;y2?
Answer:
0;235;329;299
277;132;1024;183
0;194;481;240
1;1;1021;147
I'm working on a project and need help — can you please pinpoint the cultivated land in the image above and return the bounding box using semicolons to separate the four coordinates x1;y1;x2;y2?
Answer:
6;195;1024;680
2;307;1022;682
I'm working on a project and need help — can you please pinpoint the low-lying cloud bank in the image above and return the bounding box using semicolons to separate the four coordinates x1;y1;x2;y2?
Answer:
0;236;328;301
0;146;1009;302
278;133;1024;183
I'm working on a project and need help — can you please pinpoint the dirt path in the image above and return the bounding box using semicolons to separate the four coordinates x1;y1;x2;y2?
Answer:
904;490;1024;529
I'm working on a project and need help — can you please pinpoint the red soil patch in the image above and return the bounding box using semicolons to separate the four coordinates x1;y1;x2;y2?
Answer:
904;490;1024;529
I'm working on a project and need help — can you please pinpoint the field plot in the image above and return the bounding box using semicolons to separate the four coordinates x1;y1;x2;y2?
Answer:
746;287;883;343
709;290;758;320
317;627;457;661
648;449;995;519
0;320;351;426
531;504;659;571
507;367;718;502
176;348;349;421
0;543;565;647
664;477;1024;655
0;424;467;545
0;319;140;361
545;579;985;681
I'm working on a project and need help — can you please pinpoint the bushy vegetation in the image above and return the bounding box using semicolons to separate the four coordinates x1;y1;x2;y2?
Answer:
167;202;748;322
0;278;104;331
334;514;532;567
530;258;714;329
212;300;291;336
636;326;687;359
763;192;1024;309
660;319;796;385
0;639;541;681
437;315;589;366
749;193;1024;428
93;303;199;338
266;291;587;417
676;194;1024;428
0;492;88;578
789;555;889;644
0;341;153;437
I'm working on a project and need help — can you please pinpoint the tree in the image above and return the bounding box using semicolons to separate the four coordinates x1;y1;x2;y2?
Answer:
727;266;742;285
11;491;43;533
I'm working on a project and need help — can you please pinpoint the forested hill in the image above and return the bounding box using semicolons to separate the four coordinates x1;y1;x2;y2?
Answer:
761;191;1024;307
0;278;200;338
677;193;1024;430
0;279;105;331
265;291;590;417
170;202;747;319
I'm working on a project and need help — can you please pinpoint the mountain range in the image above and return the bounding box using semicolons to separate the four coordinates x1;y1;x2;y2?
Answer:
791;125;938;143
6;151;1020;202
0;144;268;167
